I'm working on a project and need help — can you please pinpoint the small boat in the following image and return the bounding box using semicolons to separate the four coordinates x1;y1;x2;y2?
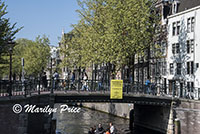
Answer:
56;129;67;134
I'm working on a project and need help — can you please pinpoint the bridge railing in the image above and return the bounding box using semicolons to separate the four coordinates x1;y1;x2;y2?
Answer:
0;79;199;100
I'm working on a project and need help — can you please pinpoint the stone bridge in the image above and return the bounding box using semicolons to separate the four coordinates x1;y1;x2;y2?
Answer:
0;91;199;134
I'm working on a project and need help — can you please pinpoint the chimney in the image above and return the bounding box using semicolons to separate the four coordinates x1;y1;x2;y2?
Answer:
172;0;180;14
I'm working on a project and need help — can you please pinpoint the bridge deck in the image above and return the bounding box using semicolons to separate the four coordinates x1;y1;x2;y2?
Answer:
0;90;174;106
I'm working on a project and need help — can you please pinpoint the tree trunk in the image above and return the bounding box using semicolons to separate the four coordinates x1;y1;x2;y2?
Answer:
78;67;81;91
94;64;97;91
137;56;140;91
142;57;144;89
91;64;94;91
132;54;135;84
147;46;150;80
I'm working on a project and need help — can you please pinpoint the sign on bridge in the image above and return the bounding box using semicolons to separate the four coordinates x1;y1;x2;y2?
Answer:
110;80;123;99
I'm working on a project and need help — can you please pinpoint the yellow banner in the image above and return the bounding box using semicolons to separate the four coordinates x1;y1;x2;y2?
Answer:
110;80;123;99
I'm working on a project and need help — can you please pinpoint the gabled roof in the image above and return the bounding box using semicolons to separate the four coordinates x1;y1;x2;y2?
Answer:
178;0;200;12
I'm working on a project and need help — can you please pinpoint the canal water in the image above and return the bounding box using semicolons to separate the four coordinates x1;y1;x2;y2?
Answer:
53;104;162;134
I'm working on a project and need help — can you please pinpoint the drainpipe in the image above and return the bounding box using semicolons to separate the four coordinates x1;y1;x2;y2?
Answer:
193;11;197;99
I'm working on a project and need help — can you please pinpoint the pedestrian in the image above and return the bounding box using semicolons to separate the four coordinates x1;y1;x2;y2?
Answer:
53;71;59;90
81;73;89;91
71;71;75;83
129;76;133;83
145;79;151;94
109;123;115;134
98;74;103;91
62;80;66;90
71;71;75;89
98;81;102;91
151;82;157;95
42;72;47;90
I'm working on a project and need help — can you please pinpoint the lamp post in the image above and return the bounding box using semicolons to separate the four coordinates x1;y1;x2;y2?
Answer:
8;40;15;96
50;57;53;94
9;47;12;96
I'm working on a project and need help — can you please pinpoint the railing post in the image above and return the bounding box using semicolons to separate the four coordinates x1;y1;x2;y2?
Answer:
172;83;175;97
9;81;12;96
126;83;129;94
24;83;27;97
51;78;54;94
67;79;69;91
129;109;134;131
38;76;40;95
198;88;200;100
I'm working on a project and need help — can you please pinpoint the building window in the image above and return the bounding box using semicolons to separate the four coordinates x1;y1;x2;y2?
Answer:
162;61;167;76
177;21;180;35
187;40;194;53
196;63;199;68
191;40;194;53
172;43;180;54
187;40;190;53
170;63;174;75
176;43;180;53
187;17;195;33
135;68;138;81
187;82;194;92
172;22;176;36
172;44;175;54
187;61;194;75
172;21;181;36
187;62;190;74
191;61;194;74
187;18;191;32
176;63;181;75
191;17;195;32
161;42;166;56
187;82;190;91
157;62;161;74
191;82;194;92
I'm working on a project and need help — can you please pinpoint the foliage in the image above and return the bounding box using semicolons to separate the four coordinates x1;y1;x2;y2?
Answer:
60;0;159;74
0;0;23;78
12;36;50;78
0;0;22;55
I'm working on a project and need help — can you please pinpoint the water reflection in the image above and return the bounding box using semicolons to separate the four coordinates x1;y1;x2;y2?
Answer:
53;104;163;134
53;104;129;134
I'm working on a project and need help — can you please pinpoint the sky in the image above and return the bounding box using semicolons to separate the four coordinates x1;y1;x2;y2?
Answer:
4;0;80;46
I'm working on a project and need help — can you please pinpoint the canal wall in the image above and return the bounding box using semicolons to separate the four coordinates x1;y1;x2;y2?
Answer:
174;99;200;134
0;95;54;134
82;103;134;119
82;103;173;133
0;98;28;134
134;104;171;134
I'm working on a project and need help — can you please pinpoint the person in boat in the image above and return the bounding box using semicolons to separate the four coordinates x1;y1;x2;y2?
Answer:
109;122;116;134
88;127;95;134
96;123;105;134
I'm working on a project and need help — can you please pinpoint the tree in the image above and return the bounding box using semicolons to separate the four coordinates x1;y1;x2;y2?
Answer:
12;36;50;78
60;0;159;78
0;0;23;78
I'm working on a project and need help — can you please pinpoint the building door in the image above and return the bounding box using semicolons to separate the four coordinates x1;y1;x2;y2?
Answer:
164;78;167;94
169;80;175;96
180;83;183;97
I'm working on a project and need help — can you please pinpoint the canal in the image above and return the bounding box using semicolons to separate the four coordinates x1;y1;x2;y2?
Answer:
53;104;163;134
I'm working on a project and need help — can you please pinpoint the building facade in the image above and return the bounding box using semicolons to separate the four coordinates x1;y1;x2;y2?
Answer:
166;0;200;99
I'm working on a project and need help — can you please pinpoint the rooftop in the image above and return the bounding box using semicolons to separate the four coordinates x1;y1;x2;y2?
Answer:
178;0;200;12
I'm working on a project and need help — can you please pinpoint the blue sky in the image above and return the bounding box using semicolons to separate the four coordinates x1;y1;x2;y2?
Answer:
4;0;80;46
